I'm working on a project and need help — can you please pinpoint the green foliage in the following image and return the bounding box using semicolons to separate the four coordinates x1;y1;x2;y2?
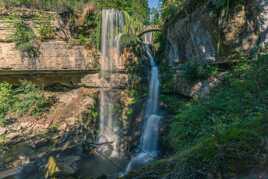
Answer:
95;0;149;23
160;0;246;23
12;81;51;116
1;0;88;12
81;96;99;143
11;19;40;59
71;11;101;48
160;94;188;115
125;44;148;92
122;11;144;36
0;81;52;126
87;12;101;48
122;38;148;111
180;60;218;81
171;122;265;178
212;0;244;11
120;34;140;49
2;0;149;49
166;54;268;177
150;8;161;25
88;102;99;120
210;0;245;20
1;0;149;23
39;22;55;41
160;0;185;21
159;60;176;94
162;3;180;21
0;83;13;125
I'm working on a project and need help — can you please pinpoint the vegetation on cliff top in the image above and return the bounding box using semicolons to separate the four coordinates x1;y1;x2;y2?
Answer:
1;0;149;50
160;0;246;23
0;0;149;22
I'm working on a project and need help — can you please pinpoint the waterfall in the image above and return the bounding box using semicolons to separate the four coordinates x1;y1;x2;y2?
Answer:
125;33;161;172
100;9;124;75
98;9;124;158
144;32;153;45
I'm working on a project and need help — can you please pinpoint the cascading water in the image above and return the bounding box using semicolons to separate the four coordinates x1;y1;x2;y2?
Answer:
100;9;124;75
144;32;153;45
98;9;124;158
125;33;161;172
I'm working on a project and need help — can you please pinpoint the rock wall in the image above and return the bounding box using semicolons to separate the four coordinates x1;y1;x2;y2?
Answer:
0;41;99;70
165;8;216;65
163;0;267;97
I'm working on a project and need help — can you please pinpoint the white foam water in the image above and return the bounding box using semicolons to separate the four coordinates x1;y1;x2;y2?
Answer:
98;9;124;158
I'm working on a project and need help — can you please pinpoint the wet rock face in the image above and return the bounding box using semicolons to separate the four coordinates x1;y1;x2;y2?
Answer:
163;8;218;97
165;9;216;66
187;21;216;62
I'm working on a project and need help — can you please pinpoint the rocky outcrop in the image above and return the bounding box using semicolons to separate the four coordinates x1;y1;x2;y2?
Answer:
0;88;98;177
165;9;216;65
174;71;226;97
81;73;128;89
0;7;71;41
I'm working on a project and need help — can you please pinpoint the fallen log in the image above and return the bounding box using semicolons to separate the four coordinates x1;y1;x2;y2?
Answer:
0;167;22;179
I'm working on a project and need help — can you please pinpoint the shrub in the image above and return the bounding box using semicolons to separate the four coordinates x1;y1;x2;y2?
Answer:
77;34;91;46
39;22;55;41
0;83;13;125
12;81;51;116
11;20;40;59
120;34;140;49
166;54;268;177
0;81;52;126
71;12;100;48
180;60;218;81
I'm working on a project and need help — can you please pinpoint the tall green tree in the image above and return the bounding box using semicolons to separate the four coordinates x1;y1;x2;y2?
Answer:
95;0;149;22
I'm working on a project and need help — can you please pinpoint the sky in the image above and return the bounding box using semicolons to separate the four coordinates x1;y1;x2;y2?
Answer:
148;0;160;9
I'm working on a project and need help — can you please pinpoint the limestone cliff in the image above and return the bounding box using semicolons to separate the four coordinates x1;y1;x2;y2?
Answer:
0;8;99;71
